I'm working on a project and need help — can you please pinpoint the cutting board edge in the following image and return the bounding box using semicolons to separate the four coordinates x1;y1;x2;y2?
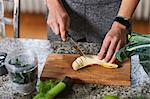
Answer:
40;76;131;86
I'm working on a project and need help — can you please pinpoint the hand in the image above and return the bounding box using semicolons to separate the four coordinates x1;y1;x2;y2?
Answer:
98;22;128;63
47;0;70;41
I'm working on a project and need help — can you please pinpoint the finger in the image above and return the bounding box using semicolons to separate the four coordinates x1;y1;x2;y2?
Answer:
59;19;66;41
104;37;118;62
47;20;51;27
47;15;55;30
109;40;121;63
47;20;53;30
52;22;60;35
98;36;111;60
50;23;55;34
60;25;66;41
48;20;59;35
47;16;51;27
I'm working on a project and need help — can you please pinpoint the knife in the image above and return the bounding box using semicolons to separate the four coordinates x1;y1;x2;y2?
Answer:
67;33;85;56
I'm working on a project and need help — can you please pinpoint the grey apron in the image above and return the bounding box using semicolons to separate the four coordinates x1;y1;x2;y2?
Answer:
48;0;121;43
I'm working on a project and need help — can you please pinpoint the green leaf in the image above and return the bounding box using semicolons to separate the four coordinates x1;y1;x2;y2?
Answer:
33;80;60;99
116;32;150;76
38;80;59;93
116;32;150;62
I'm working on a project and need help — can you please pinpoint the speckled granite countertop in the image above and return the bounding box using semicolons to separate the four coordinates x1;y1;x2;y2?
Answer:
0;38;150;99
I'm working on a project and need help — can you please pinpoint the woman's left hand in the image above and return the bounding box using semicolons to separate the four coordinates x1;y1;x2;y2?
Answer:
98;21;128;63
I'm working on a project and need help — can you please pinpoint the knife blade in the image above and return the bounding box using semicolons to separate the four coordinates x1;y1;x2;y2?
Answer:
67;33;85;56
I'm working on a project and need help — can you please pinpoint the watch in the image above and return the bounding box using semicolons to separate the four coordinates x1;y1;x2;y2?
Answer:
114;16;131;29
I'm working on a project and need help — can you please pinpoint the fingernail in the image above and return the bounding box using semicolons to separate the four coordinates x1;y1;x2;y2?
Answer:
98;56;102;60
62;38;66;42
98;53;102;59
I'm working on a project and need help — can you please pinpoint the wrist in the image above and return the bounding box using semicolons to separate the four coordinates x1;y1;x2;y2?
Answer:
112;21;126;30
114;16;131;29
117;14;131;20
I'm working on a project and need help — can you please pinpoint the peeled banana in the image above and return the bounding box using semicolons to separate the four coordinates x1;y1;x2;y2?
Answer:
72;55;118;70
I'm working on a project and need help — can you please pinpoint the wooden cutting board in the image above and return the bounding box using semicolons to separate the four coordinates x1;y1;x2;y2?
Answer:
41;54;131;86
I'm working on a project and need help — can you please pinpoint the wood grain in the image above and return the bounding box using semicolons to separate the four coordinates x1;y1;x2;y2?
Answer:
41;54;131;86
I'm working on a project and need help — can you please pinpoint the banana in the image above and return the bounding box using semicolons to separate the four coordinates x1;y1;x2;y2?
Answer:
72;55;118;70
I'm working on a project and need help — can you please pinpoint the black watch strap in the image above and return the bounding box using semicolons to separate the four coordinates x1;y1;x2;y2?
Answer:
114;16;131;29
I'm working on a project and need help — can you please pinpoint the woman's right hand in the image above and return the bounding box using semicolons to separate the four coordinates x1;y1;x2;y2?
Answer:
46;0;70;41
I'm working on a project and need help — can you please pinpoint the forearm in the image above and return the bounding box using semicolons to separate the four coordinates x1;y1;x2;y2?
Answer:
118;0;140;19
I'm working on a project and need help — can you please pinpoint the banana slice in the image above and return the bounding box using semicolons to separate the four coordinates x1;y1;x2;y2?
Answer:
72;55;118;70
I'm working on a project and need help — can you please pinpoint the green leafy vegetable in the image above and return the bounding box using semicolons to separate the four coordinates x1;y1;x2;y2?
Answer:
15;58;22;66
10;58;31;67
10;69;37;84
38;80;60;93
116;32;150;62
33;80;60;99
116;32;150;76
9;58;38;84
33;77;70;99
129;32;150;42
116;41;150;62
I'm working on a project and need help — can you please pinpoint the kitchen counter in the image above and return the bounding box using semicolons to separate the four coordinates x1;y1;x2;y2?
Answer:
0;38;150;99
